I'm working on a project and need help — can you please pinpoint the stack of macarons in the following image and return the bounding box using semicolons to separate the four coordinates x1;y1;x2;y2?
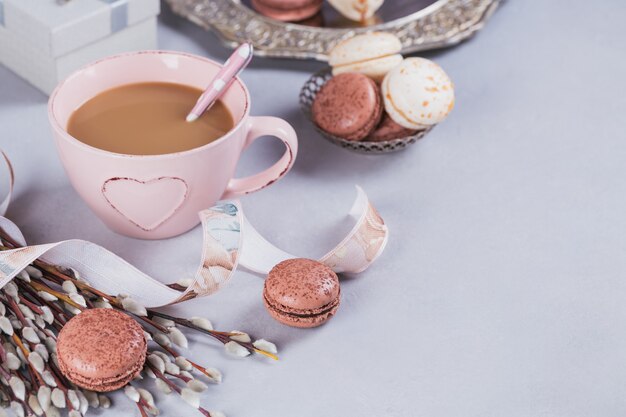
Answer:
310;32;455;143
251;0;384;23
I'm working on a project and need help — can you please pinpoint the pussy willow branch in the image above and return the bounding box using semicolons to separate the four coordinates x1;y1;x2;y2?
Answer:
148;310;278;360
146;362;214;417
154;339;216;380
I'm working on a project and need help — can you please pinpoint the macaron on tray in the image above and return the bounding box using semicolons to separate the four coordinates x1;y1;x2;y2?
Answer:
300;32;455;154
249;0;385;25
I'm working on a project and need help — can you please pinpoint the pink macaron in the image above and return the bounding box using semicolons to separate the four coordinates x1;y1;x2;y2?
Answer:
251;0;323;22
312;72;383;141
263;259;340;328
57;309;147;392
367;113;418;142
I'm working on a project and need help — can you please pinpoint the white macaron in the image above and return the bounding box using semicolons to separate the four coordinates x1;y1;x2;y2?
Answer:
327;0;384;22
382;57;455;129
329;32;403;82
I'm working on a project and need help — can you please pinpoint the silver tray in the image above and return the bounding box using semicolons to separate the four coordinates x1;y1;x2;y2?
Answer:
300;69;433;154
165;0;500;61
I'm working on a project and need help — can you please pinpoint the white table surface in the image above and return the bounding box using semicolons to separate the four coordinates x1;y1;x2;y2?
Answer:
2;1;626;416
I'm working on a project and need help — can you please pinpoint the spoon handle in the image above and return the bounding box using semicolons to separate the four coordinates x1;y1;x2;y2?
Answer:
186;43;253;122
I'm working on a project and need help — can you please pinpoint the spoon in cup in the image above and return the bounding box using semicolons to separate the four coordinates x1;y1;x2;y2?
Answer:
186;43;254;122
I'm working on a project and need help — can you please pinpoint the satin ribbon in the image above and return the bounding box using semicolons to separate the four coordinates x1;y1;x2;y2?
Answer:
0;154;388;307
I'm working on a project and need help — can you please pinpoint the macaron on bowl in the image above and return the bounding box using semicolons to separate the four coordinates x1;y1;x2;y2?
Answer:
300;32;454;154
328;31;402;82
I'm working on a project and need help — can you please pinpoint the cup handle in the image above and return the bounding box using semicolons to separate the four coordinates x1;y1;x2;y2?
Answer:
221;116;298;200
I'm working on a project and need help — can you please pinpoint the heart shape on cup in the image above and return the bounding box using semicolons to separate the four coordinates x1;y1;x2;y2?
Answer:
102;177;188;231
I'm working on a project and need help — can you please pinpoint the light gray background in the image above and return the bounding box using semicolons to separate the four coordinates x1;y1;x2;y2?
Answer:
1;1;626;416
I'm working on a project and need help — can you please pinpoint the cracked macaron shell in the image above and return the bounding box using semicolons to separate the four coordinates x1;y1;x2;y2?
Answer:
382;57;455;129
263;259;340;328
57;308;147;392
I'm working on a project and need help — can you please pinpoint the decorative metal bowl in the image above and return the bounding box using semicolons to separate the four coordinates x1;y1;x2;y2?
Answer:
299;70;433;154
165;0;500;61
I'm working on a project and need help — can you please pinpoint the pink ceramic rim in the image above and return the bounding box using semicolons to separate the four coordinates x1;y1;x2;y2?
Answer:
48;50;251;160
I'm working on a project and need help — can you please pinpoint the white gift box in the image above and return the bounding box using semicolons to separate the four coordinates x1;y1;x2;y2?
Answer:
0;0;160;94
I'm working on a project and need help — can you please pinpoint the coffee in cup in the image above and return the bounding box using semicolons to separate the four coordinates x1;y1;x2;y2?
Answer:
67;82;234;155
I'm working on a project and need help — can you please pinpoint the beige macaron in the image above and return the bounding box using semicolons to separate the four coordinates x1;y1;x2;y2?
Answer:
382;57;455;129
329;32;403;82
327;0;383;22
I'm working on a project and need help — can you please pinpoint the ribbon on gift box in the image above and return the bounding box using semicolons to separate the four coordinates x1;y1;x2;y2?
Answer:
99;0;129;33
0;153;388;308
0;0;129;32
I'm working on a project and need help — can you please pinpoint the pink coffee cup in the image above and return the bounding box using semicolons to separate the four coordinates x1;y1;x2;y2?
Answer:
48;50;298;239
